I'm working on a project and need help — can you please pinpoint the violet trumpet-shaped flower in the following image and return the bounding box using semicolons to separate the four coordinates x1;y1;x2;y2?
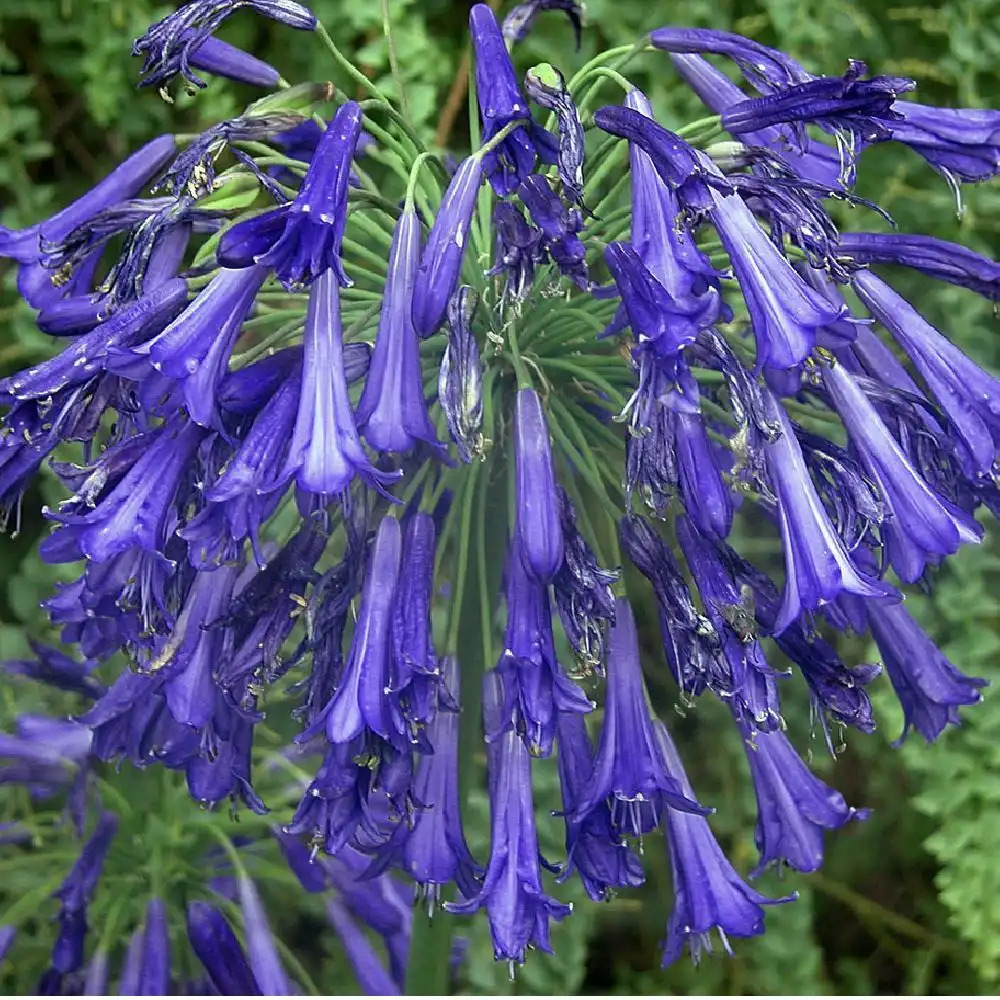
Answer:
657;722;790;966
517;174;589;288
187;902;260;995
413;157;485;337
325;899;402;996
132;0;316;93
136;898;170;995
356;207;442;454
438;286;484;462
514;387;564;583
853;270;1000;476
764;398;896;632
837;232;1000;301
448;686;571;966
284;268;401;496
50;811;118;974
503;0;583;49
867;600;986;743
218;102;363;289
470;5;556;196
568;598;704;839
185;34;282;88
705;182;846;370
236;871;294;995
487;201;543;300
524;63;587;208
824;357;982;582
744;727;862;875
494;541;592;756
556;710;645;902
0;641;104;700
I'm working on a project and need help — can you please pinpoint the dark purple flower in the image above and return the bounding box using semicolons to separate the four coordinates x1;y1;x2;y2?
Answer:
137;898;170;995
284;268;401;496
448;685;571;966
1;641;104;700
594;105;721;213
867;600;986;743
676;403;734;540
824;358;981;582
237;871;293;995
706;182;846;370
218;102;363;290
516;174;589;288
493;541;592;756
889;101;1000;191
744;727;862;875
503;0;583;48
524;63;586;207
514;387;564;583
721;60;913;152
51;811;118;974
551;487;617;673
555;710;644;902
657;722;790;966
650;27;812;93
837;232;1000;301
438;287;484;462
853;270;1000;477
0;926;14;967
132;0;316;93
187;901;260;995
413;158;484;337
0;715;92;792
568;598;704;839
470;5;556;196
763;398;896;632
186;34;282;88
487;201;543;300
356;207;442;454
309;516;403;747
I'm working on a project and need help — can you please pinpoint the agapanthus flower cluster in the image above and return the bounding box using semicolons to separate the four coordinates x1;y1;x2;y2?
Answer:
1;0;998;988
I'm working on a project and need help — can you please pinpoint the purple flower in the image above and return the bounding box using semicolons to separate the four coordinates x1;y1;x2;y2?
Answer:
524;63;586;208
837;232;1000;301
867;600;986;743
853;270;1000;476
0;715;92;792
136;899;170;995
594;105;721;213
185;34;282;88
413;158;484;338
493;541;592;756
132;0;316;93
763;398;896;632
187;902;260;995
721;60;913;151
284;268;401;496
744;728;863;875
650;27;812;93
706;182;846;370
1;641;104;700
514;387;564;583
470;5;556;195
555;710;645;901
517;174;589;288
657;722;790;966
0;927;14;967
438;286;484;462
824;357;981;582
568;598;704;839
356;208;442;454
309;516;403;747
237;871;293;995
889;101;1000;189
218;102;364;290
325;899;402;995
676;404;734;540
51;811;118;974
448;691;571;966
487;201;543;300
503;0;583;49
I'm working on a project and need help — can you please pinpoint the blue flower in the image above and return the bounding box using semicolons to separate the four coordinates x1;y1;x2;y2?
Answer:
656;722;791;966
448;683;571;966
503;0;583;49
555;710;645;902
187;902;261;995
132;0;316;93
438;287;485;462
824;356;982;582
0;642;104;700
283;268;402;496
514;387;564;583
744;728;863;875
487;201;544;300
134;899;170;996
763;396;897;632
517;174;589;288
567;598;704;839
524;63;587;208
412;158;484;337
356;207;443;454
470;4;557;195
180;34;282;88
867;600;986;743
237;870;294;995
838;232;1000;301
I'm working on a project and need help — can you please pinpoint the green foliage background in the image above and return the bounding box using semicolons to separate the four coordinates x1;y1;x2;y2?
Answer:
0;0;999;993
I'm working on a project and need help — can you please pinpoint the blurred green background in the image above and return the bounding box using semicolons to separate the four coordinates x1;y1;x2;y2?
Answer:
1;0;999;993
